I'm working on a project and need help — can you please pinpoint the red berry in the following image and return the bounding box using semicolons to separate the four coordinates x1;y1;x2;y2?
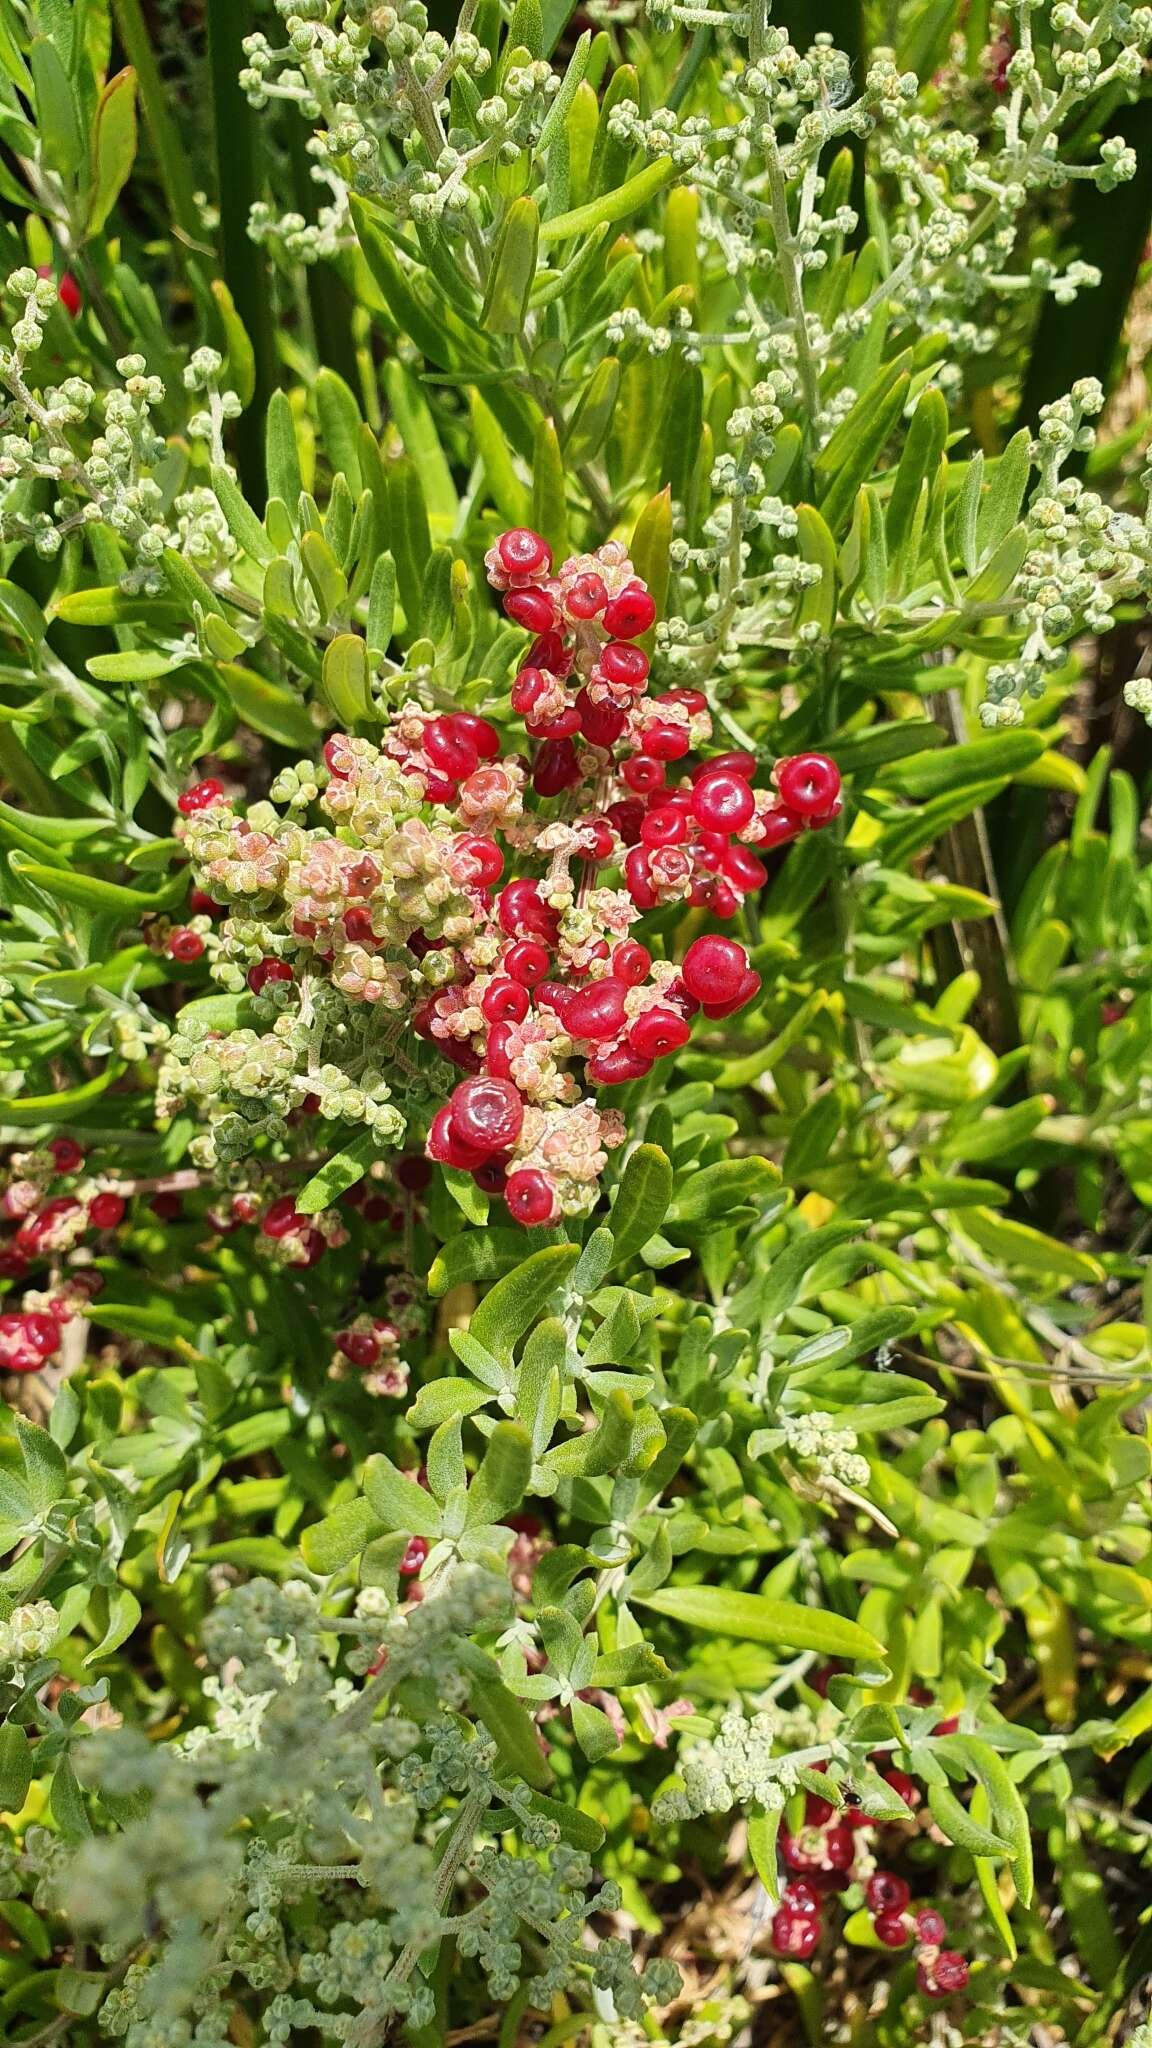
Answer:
612;941;651;985
533;737;582;796
261;1195;302;1238
150;1191;183;1220
526;706;581;741
932;1952;969;1995
482;978;530;1025
681;935;751;1006
585;1044;652;1085
473;1158;508;1195
566;571;609;618
426;1105;491;1171
692;750;757;782
565;978;629;1042
624;845;657;909
423;716;478;780
38;265;81;318
575;689;627;748
641;806;688;848
48;1138;84;1174
526;631;568;675
622;755;665;795
605;798;645;845
449;1076;524;1153
88;1192;126;1229
457;833;504;885
641;723;690;762
691;769;755;834
505;587;557;632
866;1873;910;1916
23;1311;62;1357
757;806;803;850
782;1880;822;1914
933;1714;960;1735
504;1169;557;1226
598;642;649;689
168;927;205;962
178;777;227;815
915;1909;947;1944
602;585;656;638
701;967;761;1020
723;843;767;892
343;907;376;943
504;939;551;987
823;1823;856;1871
338;1329;381;1367
883;1770;920;1808
498;879;559;943
628;1007;691;1061
775;752;841;819
498;528;551;579
511;667;550;717
248;959;294;995
452;712;501;762
400;1534;429;1576
396;1154;433;1193
772;1905;820;1959
190;890;224;917
805;1792;835;1827
580;818;617;862
874;1912;910;1948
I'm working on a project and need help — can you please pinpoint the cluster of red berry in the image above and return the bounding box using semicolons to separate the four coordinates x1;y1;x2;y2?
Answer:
0;1139;125;1370
771;1773;969;1999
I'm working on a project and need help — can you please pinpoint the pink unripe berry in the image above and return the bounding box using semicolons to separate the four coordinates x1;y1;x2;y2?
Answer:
504;1168;557;1226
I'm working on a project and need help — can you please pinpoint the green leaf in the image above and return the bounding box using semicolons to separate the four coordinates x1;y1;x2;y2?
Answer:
9;853;186;918
927;1780;1015;1859
539;155;678;243
211;462;274;563
49;1754;90;1841
668;1156;781;1224
363;1455;443;1538
321;634;371;724
14;1416;66;1512
211;662;317;750
0;1064;122;1127
482;195;540;334
0;1723;33;1814
296;1129;382;1215
427;1228;540;1297
942;1736;1034;1904
610;1144;673;1265
795;503;837;636
86;66;137;236
571;1694;621;1759
85;1587;141;1664
958;1207;1103;1286
635;1586;885;1662
266;388;303;506
300;1496;384;1574
531;416;569;563
746;1808;782;1902
468;1422;532;1525
459;1642;552;1788
30;36;83;179
314;368;363;492
469;1244;581;1365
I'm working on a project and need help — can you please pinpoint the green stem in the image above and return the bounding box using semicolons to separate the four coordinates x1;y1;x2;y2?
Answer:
206;0;278;504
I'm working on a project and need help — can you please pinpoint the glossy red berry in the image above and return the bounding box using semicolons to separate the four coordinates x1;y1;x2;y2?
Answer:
38;264;81;318
575;689;627;748
48;1137;84;1173
691;769;756;834
723;843;767;892
473;1158;508;1195
866;1873;910;1915
498;879;559;943
874;1913;910;1948
168;927;205;962
823;1823;856;1871
533;738;582;796
424;716;478;780
457;834;504;885
628;1007;691;1060
585;1043;652;1085
426;1106;491;1171
883;1770;920;1808
598;642;649;689
640;806;687;849
640;722;690;762
605;798;644;845
782;1880;822;1914
565;978;629;1042
498;528;552;578
449;1076;524;1153
775;752;841;819
449;712;501;761
338;1329;381;1367
567;571;609;618
681;935;751;1007
612;941;651;985
504;939;551;986
482;978;530;1025
178;777;227;815
757;805;803;850
621;755;664;795
399;1534;429;1576
511;667;550;717
915;1909;947;1943
580;817;617;862
623;845;657;909
772;1905;820;1959
88;1192;126;1229
23;1311;63;1357
505;587;557;632
261;1195;302;1238
505;1168;557;1226
247;958;294;995
602;584;656;638
692;749;757;783
526;630;568;675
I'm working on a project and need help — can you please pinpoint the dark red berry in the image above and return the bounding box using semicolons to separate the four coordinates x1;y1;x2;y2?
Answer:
424;716;478;780
692;750;757;783
575;689;627;748
150;1191;183;1221
932;1952;969;1995
772;1905;820;1959
426;1105;491;1171
874;1912;910;1948
399;1534;429;1576
338;1329;381;1367
48;1137;84;1173
248;959;294;995
533;737;582;796
782;1880;822;1914
498;879;559;943
866;1873;910;1916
